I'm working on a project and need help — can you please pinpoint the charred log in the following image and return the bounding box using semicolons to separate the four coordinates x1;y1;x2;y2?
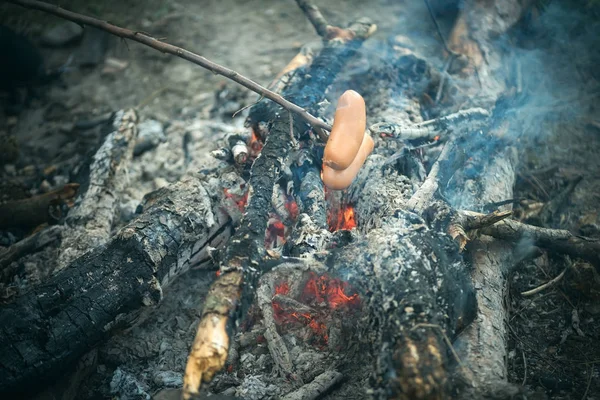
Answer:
0;173;234;395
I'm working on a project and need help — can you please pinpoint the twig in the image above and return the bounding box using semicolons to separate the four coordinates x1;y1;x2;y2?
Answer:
273;293;316;315
582;364;593;400
458;209;513;231
435;56;454;104
0;183;80;230
369;107;489;141
520;266;568;297
423;0;459;57
522;349;527;386
7;0;333;138
406;139;458;214
460;211;600;267
295;0;330;38
0;225;62;273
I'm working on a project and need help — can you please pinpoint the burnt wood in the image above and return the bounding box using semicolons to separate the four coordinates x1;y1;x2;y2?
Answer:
0;174;233;395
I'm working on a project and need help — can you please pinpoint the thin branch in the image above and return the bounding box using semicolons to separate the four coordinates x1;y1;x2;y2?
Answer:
295;0;330;37
423;0;459;57
7;0;333;138
520;266;568;297
369;107;490;141
406;139;459;214
460;210;600;267
458;209;512;231
0;225;62;273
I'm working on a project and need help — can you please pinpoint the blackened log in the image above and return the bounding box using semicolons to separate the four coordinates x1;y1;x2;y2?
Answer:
0;173;234;395
329;211;477;400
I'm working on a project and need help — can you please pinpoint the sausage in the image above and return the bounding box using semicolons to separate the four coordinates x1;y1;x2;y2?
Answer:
322;134;374;190
323;90;366;171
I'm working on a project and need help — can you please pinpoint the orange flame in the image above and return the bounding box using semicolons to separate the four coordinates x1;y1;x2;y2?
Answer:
301;273;360;309
248;129;263;156
328;204;357;231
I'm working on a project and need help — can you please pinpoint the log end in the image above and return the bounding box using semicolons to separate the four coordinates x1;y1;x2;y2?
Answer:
183;313;230;399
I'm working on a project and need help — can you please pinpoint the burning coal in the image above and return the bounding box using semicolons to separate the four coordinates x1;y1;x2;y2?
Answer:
272;273;360;346
223;186;248;212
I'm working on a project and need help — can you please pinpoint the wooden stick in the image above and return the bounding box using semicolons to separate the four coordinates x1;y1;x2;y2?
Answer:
458;209;512;231
295;0;330;38
0;183;79;230
0;225;62;274
406;139;457;214
57;109;138;269
7;0;333;138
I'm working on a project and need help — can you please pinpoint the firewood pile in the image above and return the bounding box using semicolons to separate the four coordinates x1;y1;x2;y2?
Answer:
1;0;599;399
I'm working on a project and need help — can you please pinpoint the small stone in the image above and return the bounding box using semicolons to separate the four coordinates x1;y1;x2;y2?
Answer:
134;120;165;156
3;164;16;176
39;180;51;193
41;21;83;47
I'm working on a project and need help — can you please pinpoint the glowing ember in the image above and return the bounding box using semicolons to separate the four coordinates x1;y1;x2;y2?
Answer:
275;282;290;295
285;197;299;220
301;273;360;309
433;135;441;141
265;217;287;249
223;187;248;211
328;204;357;231
248;129;263;156
272;273;360;346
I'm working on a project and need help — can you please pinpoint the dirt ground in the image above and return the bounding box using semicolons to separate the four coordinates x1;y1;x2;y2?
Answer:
1;0;599;399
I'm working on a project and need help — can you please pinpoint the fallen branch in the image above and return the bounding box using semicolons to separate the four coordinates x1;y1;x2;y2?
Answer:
0;225;62;275
295;0;330;38
7;0;332;138
0;183;79;231
464;212;600;267
453;146;521;397
369;107;489;141
458;209;512;231
406;139;458;215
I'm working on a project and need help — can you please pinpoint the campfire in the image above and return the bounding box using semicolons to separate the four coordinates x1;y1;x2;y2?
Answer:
1;1;599;400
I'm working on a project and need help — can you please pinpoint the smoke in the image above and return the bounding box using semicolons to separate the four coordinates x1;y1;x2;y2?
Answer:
501;2;600;139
